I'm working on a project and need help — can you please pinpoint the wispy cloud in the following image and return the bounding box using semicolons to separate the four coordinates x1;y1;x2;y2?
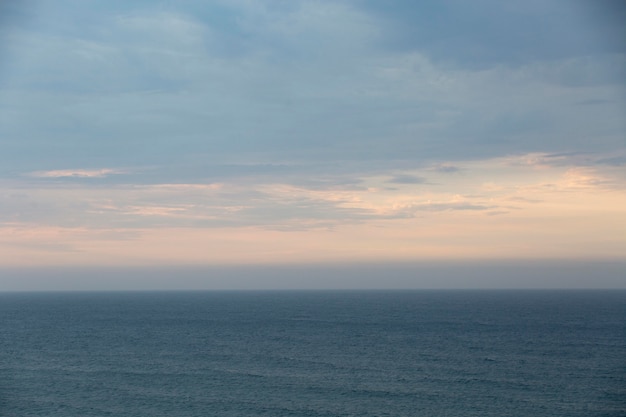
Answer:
386;175;427;185
3;153;623;233
431;164;461;173
29;168;126;178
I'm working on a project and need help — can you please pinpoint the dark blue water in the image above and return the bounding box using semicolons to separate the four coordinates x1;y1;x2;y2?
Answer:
1;290;625;416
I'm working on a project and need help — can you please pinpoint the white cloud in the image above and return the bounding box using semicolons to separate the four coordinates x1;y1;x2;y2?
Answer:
29;168;125;178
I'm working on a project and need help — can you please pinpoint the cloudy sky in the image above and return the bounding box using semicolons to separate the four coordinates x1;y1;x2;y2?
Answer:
0;0;624;289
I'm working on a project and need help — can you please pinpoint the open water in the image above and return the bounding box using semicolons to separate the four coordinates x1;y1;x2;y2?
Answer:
1;290;625;416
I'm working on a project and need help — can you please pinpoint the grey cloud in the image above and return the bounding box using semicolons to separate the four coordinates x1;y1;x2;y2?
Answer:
386;175;426;184
0;0;624;185
485;210;509;216
505;197;543;204
359;0;626;69
384;202;495;220
413;203;492;212
596;156;626;167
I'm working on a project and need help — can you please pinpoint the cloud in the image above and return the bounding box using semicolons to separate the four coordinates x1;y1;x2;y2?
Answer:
0;2;624;275
359;0;626;68
386;174;426;184
29;168;125;178
2;152;624;231
431;164;460;173
123;205;192;217
1;150;625;269
416;202;492;212
1;0;624;177
560;167;614;189
597;155;626;167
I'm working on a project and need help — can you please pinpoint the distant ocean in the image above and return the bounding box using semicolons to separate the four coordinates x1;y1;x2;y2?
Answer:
1;290;624;416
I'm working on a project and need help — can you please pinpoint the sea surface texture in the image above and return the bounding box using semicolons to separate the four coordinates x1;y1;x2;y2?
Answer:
1;290;625;416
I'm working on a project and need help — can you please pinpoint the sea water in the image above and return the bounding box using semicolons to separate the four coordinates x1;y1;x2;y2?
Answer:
1;290;624;416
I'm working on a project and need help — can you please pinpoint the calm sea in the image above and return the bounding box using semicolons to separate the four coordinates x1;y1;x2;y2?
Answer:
1;290;624;416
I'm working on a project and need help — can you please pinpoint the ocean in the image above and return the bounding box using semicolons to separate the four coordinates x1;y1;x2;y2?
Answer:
1;290;624;416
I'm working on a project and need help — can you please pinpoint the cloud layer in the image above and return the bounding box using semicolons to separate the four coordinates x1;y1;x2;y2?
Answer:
0;0;624;279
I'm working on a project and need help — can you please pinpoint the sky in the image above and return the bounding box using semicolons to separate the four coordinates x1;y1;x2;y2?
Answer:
0;0;625;289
